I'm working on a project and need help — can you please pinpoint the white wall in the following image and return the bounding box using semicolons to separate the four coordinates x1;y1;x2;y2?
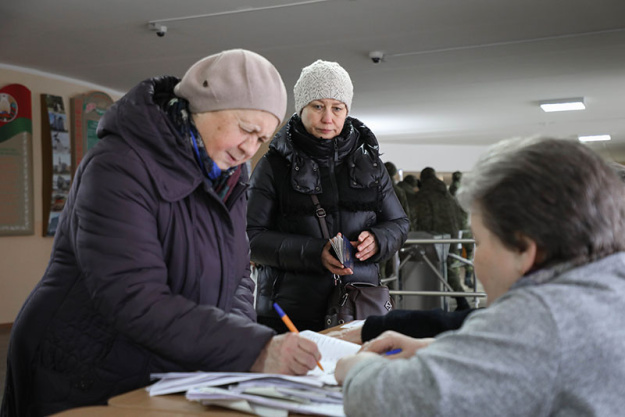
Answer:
378;143;488;173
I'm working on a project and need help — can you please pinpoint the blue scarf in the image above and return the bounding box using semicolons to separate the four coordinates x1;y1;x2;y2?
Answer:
165;98;239;200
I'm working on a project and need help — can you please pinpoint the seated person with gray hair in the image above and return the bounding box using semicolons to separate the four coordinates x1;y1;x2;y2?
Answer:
335;137;625;416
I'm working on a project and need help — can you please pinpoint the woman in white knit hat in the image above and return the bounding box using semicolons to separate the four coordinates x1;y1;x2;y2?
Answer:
2;49;321;416
247;60;410;332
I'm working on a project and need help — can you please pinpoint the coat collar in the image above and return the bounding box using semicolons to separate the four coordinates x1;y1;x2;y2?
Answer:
97;77;206;202
268;114;383;193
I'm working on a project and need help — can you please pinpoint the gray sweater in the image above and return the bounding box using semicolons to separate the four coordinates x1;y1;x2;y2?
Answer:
342;253;625;417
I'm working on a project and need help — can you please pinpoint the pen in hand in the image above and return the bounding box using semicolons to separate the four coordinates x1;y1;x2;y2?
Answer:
384;348;402;356
273;302;324;371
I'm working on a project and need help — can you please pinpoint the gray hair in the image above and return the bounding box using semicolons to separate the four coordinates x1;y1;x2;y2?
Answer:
457;137;625;266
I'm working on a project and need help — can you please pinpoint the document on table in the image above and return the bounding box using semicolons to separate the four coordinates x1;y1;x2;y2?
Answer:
299;330;360;384
187;385;345;417
147;372;324;396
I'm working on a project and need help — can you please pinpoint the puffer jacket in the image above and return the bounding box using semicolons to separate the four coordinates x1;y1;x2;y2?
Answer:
1;77;274;417
247;115;409;328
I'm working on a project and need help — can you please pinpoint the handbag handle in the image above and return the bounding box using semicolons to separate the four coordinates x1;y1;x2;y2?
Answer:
310;194;330;240
311;194;340;286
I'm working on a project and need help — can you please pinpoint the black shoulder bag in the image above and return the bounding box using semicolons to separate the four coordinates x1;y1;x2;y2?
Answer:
311;195;394;328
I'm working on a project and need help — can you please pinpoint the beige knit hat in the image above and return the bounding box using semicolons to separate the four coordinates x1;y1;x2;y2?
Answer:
174;49;287;122
293;60;353;114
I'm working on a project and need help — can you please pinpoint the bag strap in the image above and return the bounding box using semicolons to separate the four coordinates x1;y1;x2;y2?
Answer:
310;194;330;240
311;194;340;286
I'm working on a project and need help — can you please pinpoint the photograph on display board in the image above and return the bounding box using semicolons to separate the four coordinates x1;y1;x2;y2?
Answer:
71;91;113;173
42;94;71;236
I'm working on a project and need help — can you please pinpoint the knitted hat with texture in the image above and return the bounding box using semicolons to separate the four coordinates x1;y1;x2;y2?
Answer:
293;60;353;114
174;49;287;122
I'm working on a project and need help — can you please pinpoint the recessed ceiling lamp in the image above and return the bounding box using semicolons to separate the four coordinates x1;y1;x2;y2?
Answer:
539;98;585;112
578;134;611;142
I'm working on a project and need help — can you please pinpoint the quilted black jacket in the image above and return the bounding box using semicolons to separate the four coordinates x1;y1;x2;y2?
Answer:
247;115;409;328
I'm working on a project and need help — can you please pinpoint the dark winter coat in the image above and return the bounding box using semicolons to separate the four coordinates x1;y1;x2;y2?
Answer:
412;175;464;241
247;115;409;328
1;77;274;417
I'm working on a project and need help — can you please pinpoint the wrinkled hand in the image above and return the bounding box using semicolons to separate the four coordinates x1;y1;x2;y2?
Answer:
354;231;378;261
360;330;435;359
325;326;363;345
250;333;321;375
321;238;353;276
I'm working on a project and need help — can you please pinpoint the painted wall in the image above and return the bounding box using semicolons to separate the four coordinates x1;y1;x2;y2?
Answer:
0;65;122;324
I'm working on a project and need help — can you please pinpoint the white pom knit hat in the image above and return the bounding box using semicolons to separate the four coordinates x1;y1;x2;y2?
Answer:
293;60;353;114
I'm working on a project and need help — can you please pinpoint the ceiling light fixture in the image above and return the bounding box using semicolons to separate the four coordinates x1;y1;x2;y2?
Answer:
578;134;611;142
539;98;585;112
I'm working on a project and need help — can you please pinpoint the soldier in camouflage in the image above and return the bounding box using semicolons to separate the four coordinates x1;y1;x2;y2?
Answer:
413;167;470;310
449;171;475;287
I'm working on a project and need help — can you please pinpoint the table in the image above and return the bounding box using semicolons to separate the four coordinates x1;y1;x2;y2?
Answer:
50;404;192;416
51;324;349;416
108;388;244;415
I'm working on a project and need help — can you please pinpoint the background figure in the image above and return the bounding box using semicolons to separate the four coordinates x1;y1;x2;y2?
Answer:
381;161;412;278
384;161;411;225
413;167;470;310
448;170;474;286
1;49;322;417
448;170;462;196
337;137;625;417
397;174;419;231
248;60;409;333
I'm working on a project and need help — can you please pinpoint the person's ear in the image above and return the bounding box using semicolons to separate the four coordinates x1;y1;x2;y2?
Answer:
516;234;538;275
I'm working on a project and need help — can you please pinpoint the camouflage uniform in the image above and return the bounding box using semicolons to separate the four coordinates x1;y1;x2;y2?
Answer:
413;168;470;310
449;171;474;286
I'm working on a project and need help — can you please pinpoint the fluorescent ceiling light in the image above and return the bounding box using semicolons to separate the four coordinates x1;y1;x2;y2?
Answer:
578;134;611;142
539;98;585;112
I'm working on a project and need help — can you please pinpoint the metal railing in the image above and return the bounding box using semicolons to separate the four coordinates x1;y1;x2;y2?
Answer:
381;236;486;310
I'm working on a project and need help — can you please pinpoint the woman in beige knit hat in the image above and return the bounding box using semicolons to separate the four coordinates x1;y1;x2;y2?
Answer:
247;59;410;333
2;49;321;416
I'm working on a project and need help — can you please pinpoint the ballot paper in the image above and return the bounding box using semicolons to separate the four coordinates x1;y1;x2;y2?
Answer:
330;234;355;269
187;386;345;417
299;330;360;383
147;372;324;396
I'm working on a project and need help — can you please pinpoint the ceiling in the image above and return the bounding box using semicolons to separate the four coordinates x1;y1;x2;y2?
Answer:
3;0;625;158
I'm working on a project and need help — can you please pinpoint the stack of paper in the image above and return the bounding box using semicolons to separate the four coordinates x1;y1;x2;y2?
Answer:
186;377;344;417
148;331;361;416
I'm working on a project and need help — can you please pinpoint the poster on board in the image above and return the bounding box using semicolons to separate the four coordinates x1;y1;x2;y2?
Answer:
0;83;34;236
41;94;71;237
70;91;113;173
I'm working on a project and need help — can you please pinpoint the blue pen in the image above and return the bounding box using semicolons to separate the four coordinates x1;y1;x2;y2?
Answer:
384;348;402;356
